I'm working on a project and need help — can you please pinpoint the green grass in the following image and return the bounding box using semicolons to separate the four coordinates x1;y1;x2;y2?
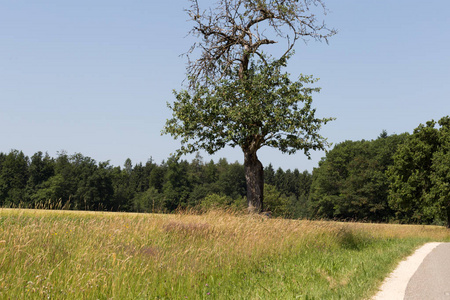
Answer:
0;209;449;299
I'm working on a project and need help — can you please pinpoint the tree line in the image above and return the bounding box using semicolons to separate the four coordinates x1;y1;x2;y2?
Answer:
310;116;450;227
2;116;449;225
0;150;311;218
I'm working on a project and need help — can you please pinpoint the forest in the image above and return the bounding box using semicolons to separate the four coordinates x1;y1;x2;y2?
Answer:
1;116;449;225
0;150;311;218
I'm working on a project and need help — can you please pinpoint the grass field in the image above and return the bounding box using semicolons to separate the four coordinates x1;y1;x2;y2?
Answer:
1;209;449;299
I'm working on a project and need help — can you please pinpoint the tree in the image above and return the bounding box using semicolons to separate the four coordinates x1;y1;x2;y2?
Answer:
124;158;133;175
108;166;132;211
27;151;55;206
0;150;29;206
32;152;115;210
289;169;312;219
310;133;407;222
429;118;450;226
133;187;165;213
162;157;192;210
388;116;450;226
163;0;335;213
264;184;290;217
264;164;276;186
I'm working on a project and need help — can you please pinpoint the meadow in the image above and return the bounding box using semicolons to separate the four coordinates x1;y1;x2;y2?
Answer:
1;209;449;299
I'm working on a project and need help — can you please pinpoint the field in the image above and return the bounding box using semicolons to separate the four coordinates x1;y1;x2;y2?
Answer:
1;209;449;299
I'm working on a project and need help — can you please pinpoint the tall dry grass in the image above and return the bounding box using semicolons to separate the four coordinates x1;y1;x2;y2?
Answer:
0;208;449;299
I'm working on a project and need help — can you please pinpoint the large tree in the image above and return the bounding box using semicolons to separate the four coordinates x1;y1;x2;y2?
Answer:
387;116;450;226
163;0;335;212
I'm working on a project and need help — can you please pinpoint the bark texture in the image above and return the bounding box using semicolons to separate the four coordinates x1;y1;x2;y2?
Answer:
244;150;264;213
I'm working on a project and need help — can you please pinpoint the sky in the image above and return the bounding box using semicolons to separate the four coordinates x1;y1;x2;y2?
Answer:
1;0;450;172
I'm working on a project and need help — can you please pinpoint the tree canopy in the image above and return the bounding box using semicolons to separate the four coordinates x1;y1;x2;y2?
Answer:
388;116;450;226
309;133;408;222
164;55;332;157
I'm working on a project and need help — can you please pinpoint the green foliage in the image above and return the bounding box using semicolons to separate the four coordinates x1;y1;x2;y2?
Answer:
310;133;408;221
263;184;290;217
32;153;115;210
216;160;246;199
0;150;29;206
0;146;302;219
264;166;312;218
27;151;55;197
133;187;165;213
0;149;300;217
163;55;333;157
162;157;192;210
4;117;450;225
388;116;450;226
199;193;245;211
31;174;66;206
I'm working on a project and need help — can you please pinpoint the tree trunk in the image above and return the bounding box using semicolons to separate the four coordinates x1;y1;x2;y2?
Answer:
244;150;264;213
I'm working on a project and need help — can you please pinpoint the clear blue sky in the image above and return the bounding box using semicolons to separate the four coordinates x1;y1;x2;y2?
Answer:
1;0;449;171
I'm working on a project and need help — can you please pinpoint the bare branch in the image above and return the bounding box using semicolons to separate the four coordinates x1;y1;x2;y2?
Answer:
184;0;336;88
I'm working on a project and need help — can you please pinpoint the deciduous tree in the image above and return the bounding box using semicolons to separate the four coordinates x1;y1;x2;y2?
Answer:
388;116;450;226
310;133;407;221
164;0;335;212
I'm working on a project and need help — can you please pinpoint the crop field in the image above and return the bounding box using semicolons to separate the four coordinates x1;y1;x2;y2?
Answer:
1;209;449;299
